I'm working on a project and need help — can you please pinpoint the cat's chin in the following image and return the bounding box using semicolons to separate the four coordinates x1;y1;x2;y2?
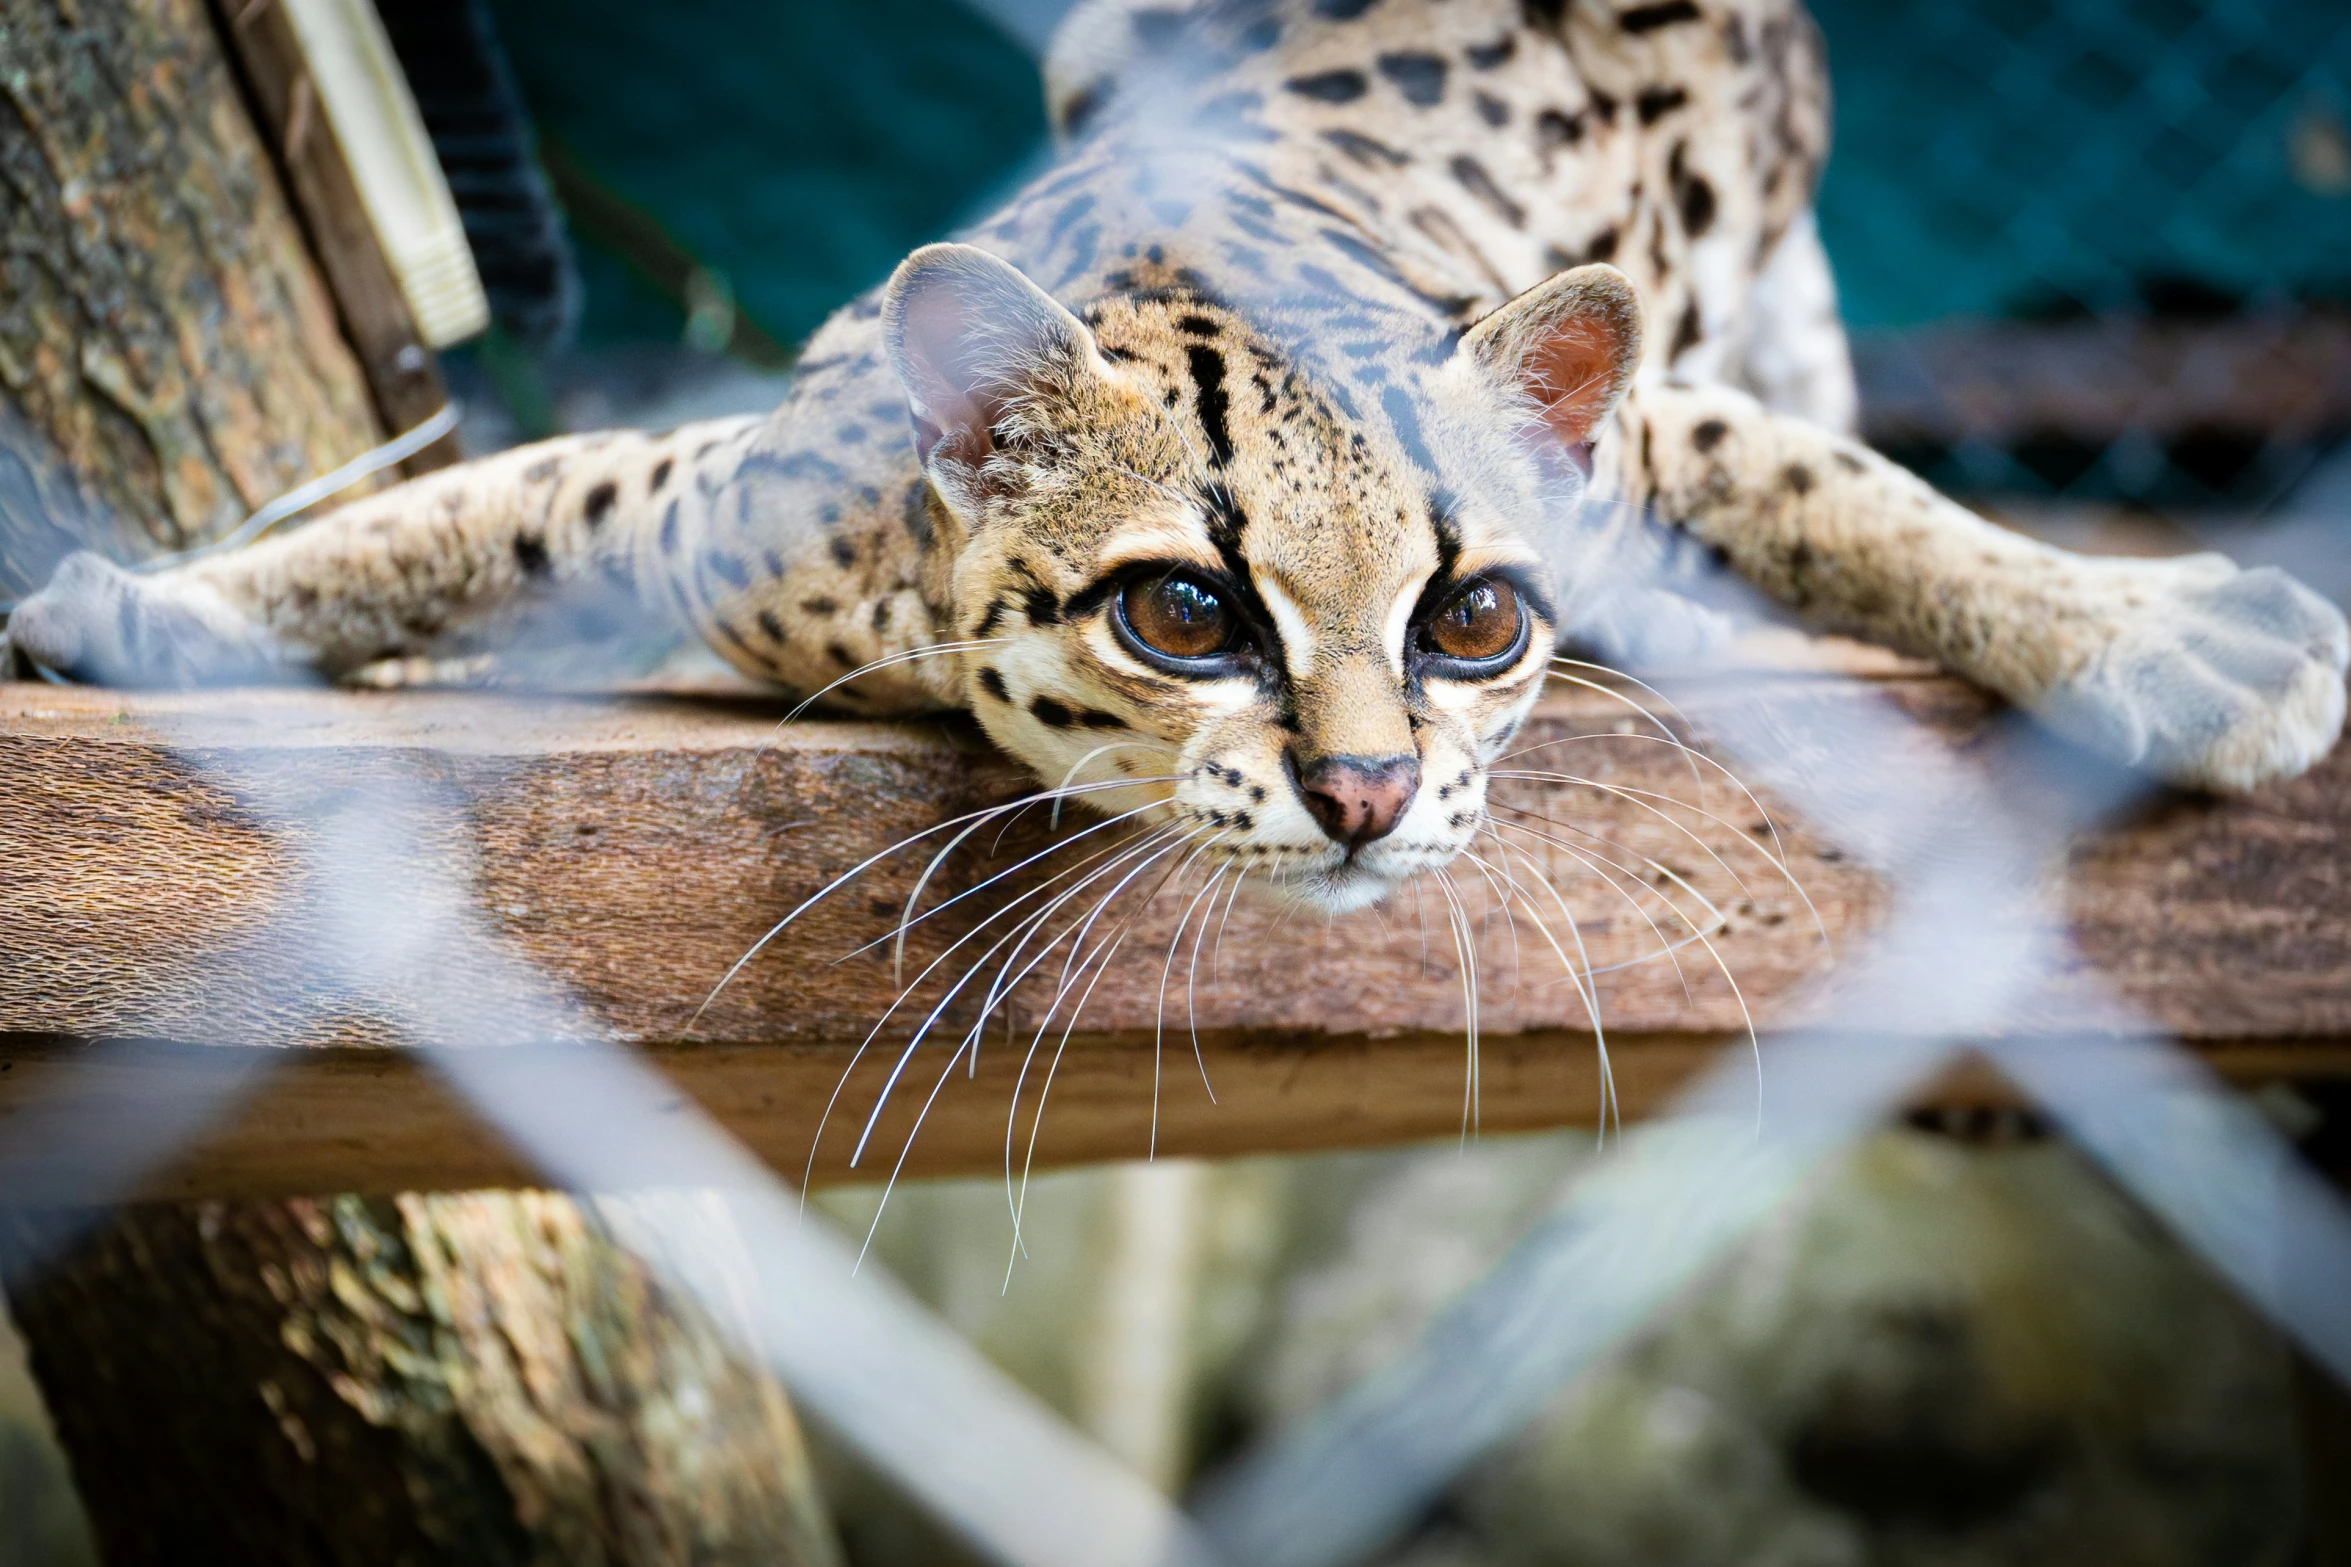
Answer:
1285;862;1414;916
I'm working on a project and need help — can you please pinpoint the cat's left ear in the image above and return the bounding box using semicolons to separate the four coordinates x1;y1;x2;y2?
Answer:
1458;263;1644;451
882;243;1108;480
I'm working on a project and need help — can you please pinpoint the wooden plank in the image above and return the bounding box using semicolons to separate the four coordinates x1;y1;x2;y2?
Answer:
2;668;2347;1201
212;0;463;473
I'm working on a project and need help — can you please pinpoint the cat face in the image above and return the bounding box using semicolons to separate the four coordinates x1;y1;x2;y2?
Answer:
884;244;1640;913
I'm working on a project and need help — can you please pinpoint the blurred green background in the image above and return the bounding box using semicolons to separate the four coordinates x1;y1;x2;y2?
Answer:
475;0;2351;346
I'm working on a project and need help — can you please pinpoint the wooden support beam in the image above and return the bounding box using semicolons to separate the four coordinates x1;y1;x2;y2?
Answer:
4;662;2348;1202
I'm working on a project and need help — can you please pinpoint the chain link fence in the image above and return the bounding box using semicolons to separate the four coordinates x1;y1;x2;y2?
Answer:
1815;0;2351;508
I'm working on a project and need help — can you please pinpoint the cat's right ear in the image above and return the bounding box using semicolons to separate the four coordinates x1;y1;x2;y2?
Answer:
882;244;1104;480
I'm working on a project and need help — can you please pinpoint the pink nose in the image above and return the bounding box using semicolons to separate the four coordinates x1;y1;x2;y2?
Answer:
1291;752;1419;847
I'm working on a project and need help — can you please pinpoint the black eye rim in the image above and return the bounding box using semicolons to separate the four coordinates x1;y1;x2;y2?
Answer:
1107;565;1258;677
1412;571;1537;680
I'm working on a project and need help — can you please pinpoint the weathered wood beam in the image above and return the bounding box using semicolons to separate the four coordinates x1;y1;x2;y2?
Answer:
3;663;2347;1202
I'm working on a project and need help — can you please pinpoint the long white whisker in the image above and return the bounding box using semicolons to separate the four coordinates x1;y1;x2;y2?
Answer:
1484;815;1703;995
1473;834;1619;1144
781;638;1008;727
852;826;1188;1170
1489;770;1769;914
1510;730;1828;952
1154;852;1233;1159
1002;829;1207;1266
1050;742;1181;830
882;787;1181;983
1430;870;1479;1143
695;777;1166;1020
802;822;1180;1192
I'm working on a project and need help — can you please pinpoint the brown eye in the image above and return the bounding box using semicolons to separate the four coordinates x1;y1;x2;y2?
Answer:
1424;577;1524;665
1121;572;1236;661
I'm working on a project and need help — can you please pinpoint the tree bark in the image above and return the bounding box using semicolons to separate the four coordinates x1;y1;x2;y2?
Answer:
0;0;387;592
0;1192;842;1567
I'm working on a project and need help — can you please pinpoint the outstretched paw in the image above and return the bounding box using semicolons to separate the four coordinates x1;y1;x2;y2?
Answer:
2043;558;2348;794
5;552;281;688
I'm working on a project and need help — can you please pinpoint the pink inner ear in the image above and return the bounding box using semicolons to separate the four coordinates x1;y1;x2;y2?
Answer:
899;288;998;458
1524;318;1624;447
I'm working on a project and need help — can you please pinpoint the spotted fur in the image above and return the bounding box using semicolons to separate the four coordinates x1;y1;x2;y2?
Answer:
12;0;2345;908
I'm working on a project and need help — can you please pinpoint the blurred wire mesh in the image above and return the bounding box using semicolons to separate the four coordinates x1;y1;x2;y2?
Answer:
6;1;2351;1564
1811;0;2351;510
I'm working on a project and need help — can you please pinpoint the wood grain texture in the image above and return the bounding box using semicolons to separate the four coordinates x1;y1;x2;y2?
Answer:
0;0;388;585
213;0;462;471
2;669;2347;1200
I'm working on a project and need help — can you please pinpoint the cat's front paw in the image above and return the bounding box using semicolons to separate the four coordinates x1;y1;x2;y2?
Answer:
6;552;280;688
2040;558;2348;794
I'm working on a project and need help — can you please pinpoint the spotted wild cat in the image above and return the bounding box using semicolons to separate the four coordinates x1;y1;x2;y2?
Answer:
10;0;2345;915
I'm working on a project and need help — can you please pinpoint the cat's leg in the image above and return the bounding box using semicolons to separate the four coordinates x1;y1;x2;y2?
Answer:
1601;382;2349;792
5;419;763;686
5;319;958;711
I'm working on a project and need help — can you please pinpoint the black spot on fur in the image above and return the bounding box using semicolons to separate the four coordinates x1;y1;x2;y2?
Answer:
1323;128;1410;167
1130;7;1190;46
1466;35;1516;68
1187;344;1235;466
1024;586;1063;626
1079;708;1126;730
1619;0;1700;31
1178;313;1221;336
704;549;750;589
1523;0;1566;24
827;642;858;669
1692;419;1728;453
757;609;787;642
514;534;550;576
649;459;673;493
1834;450;1866;474
1287;69;1367;103
1450;155;1526;226
1670;299;1704;358
1473;91;1509;127
1030;696;1077;728
1636;85;1688;123
1669;140;1717;237
829;536;857;569
1784;463;1816;495
1241;16;1281;50
1678;172;1716;236
1060;82;1108;137
977;666;1010;702
1312;0;1380;16
801;596;840;615
1588;88;1619;122
1377;52;1448;107
1536;107;1584;148
1584;226;1620;262
1429;490;1464;580
901;482;935;546
974;598;1009;639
